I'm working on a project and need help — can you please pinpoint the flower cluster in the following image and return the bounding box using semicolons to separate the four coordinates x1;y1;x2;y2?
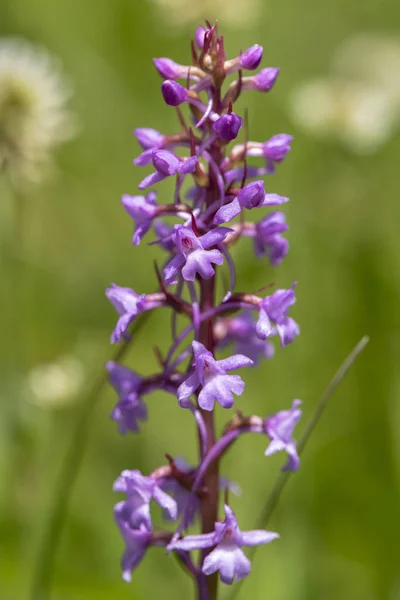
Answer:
106;22;301;598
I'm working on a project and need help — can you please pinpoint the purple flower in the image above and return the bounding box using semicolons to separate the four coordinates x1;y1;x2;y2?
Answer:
106;284;146;343
239;45;263;70
114;501;152;582
263;134;293;163
106;362;148;434
243;68;280;92
138;149;198;189
213;113;243;142
225;45;264;74
153;57;188;79
170;505;279;584
163;225;231;283
134;128;165;150
195;25;208;49
214;181;288;224
265;400;302;471
154;220;175;252
256;284;299;346
133;128;166;167
114;470;177;531
246;212;289;264
121;191;157;245
177;341;253;410
161;80;187;106
216;311;275;364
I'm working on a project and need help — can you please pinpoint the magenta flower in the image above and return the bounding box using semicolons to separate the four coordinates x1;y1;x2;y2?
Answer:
214;180;288;224
163;225;231;283
114;470;177;531
170;505;279;584
138;149;198;190
177;341;253;410
121;191;157;245
265;400;302;471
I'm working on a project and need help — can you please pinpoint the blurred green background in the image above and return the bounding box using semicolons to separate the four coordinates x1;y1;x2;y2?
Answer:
1;0;400;599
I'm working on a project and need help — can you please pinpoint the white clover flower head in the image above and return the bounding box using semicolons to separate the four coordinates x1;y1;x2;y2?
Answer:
27;355;84;408
0;37;77;187
289;32;400;155
289;77;397;154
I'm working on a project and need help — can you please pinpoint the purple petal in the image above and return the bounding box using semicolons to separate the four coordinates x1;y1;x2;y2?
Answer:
217;354;254;371
256;307;274;340
213;197;242;224
240;530;279;546
178;155;198;175
153;487;178;520
170;532;216;552
262;193;289;206
134;127;165;150
198;374;245;411
164;254;185;283
200;227;233;248
177;372;201;407
138;171;165;189
134;148;155;166
181;249;223;281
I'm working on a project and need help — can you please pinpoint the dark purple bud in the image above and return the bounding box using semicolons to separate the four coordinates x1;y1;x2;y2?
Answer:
240;45;263;70
263;134;293;162
161;80;187;106
253;67;280;92
213;113;243;142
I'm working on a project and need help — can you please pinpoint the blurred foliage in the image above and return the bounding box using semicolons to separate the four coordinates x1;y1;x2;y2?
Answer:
1;0;399;599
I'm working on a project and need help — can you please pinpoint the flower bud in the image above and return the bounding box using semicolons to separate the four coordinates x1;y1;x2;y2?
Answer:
133;128;165;149
252;68;280;92
195;26;208;50
240;45;263;70
161;80;187;106
263;134;293;162
153;57;186;79
213;113;243;142
237;181;265;209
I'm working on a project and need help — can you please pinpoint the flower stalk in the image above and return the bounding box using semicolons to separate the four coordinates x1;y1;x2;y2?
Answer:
107;21;301;599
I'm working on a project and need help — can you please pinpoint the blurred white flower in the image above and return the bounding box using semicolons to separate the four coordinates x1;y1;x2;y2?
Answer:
149;0;261;29
290;78;397;154
0;37;76;187
27;355;84;409
289;33;400;154
333;34;400;105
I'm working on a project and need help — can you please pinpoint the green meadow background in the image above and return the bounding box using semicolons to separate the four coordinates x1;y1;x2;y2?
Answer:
1;0;400;599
